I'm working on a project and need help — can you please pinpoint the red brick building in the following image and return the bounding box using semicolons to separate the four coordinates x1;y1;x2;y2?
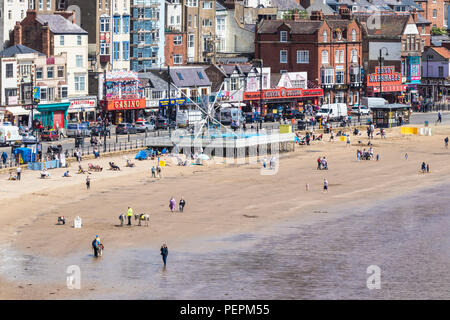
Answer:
414;0;446;29
255;9;363;107
164;31;187;66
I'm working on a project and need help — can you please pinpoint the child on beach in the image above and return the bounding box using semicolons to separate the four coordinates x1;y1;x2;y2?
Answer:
323;179;328;192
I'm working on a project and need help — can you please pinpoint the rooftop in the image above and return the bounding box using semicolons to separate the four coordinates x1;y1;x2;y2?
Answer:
36;14;88;35
0;44;44;57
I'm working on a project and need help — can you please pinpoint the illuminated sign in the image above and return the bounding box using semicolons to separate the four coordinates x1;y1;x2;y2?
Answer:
243;87;323;101
367;66;402;87
159;98;186;107
105;99;146;111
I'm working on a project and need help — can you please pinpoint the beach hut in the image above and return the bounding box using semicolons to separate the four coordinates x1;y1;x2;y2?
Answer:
371;104;411;128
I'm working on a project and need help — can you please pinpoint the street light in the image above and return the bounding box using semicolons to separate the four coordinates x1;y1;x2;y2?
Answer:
252;58;264;129
378;47;389;98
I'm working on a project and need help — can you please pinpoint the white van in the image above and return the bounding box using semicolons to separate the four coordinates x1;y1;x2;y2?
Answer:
316;103;348;121
0;125;22;146
360;97;388;110
218;107;244;125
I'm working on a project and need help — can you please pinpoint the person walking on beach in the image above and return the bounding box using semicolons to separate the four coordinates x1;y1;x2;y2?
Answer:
169;197;176;212
151;166;156;178
445;137;448;149
179;197;186;212
323;178;328;193
16;166;21;181
346;134;351;147
405;153;409;160
426;163;430;173
92;235;101;257
263;157;267;169
317;157;322;170
161;244;168;267
437;112;442;124
127;206;133;226
1;151;7;166
329;129;334;142
421;162;426;173
357;150;360;161
157;166;162;179
86;175;90;190
376;153;380;161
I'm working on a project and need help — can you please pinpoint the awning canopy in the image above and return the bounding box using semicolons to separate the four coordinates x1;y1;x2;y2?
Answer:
6;106;31;116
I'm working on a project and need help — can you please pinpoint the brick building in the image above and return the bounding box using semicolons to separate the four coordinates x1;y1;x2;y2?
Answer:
255;9;363;106
414;0;446;29
165;31;187;66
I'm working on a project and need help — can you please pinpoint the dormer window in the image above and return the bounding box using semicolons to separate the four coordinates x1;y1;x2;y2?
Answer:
352;29;356;41
280;31;287;42
322;30;327;42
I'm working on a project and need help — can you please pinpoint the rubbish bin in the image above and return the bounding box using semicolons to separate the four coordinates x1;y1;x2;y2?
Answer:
424;121;429;127
75;136;84;148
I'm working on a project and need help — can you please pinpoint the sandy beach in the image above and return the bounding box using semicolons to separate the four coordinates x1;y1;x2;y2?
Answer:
1;124;450;299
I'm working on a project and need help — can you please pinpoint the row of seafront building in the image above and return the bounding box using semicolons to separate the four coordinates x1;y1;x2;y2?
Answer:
1;1;450;127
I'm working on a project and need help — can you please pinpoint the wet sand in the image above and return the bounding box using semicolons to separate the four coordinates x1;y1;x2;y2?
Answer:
1;125;450;299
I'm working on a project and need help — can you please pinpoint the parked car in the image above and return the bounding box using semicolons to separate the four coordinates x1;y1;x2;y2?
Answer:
351;106;370;116
116;123;137;134
66;123;91;137
41;130;59;141
155;118;176;130
135;120;155;132
243;112;262;123
20;133;38;144
264;112;282;122
283;109;305;120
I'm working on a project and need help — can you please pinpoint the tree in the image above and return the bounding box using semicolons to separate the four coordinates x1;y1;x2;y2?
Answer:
431;27;448;35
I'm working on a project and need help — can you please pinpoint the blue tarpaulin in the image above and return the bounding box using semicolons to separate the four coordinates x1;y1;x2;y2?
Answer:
135;150;148;160
13;147;35;163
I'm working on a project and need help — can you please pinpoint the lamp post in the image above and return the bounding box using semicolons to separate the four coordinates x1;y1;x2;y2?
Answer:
252;58;264;129
378;47;389;98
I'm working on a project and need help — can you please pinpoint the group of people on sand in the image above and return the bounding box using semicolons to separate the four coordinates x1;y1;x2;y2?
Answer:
169;196;186;212
317;157;328;170
262;157;277;170
421;162;431;173
356;147;377;161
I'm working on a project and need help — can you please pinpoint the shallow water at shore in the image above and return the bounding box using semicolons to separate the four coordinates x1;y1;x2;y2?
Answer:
1;183;450;299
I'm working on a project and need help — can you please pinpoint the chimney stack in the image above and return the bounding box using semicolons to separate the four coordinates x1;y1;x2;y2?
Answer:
339;7;351;19
310;10;324;21
411;8;417;21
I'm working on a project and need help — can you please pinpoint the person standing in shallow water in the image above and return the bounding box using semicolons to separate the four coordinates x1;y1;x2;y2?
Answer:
161;244;168;266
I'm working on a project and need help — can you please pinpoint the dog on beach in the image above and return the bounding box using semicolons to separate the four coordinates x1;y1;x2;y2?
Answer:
57;216;66;225
134;213;150;227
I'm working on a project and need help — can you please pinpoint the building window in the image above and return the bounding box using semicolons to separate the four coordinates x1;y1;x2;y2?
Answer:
439;66;444;77
75;75;86;91
173;55;182;64
194;15;197;28
421;25;425;35
322;50;328;64
280;31;287;42
433;9;437;19
5;63;13;78
323;30;327;42
280;50;287;63
321;68;334;84
47;0;51;10
47;67;54;78
188;15;191;27
47;87;54;101
100;42;110;55
123;42;129;61
77;35;81;46
202;1;212;9
100;18;110;32
202;18;212;27
188;34;194;48
351;49;358;63
113;42;120;61
57;66;64;78
36;67;43;79
340;50;344;63
8;10;11;20
174;35;182;46
40;87;47;101
59;86;68;99
336;92;344;103
352;29;356;42
123;16;129;33
39;0;43;10
335;71;345;84
335;50;339;63
296;50;309;63
350;66;360;83
114;16;120;34
217;17;225;31
76;55;83;67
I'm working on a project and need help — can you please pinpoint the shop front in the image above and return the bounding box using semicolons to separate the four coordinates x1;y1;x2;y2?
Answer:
35;102;70;129
102;98;146;124
68;97;98;123
243;87;323;116
366;66;406;103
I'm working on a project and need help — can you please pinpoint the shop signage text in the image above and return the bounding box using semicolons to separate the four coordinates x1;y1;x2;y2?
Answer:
367;66;402;86
105;99;146;111
159;98;187;107
243;87;323;101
